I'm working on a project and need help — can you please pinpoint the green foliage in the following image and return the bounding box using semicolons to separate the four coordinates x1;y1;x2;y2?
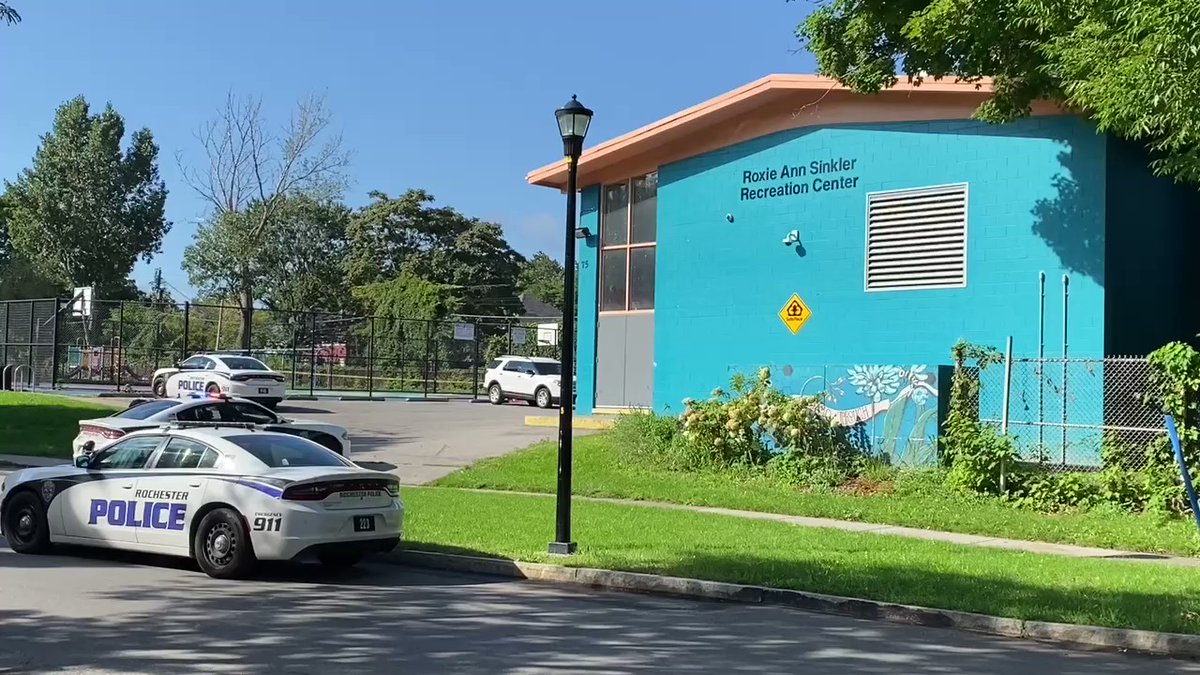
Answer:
344;190;525;318
1007;471;1101;512
3;96;170;292
1;2;20;25
794;0;1200;184
184;196;354;315
942;340;1017;495
517;252;565;312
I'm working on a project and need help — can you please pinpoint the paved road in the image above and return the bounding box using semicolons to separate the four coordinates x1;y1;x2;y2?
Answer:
0;546;1195;674
277;400;558;484
51;397;560;485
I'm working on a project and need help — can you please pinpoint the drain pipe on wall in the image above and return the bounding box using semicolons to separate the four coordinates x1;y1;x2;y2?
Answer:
1000;335;1014;494
1061;274;1070;466
1038;272;1046;453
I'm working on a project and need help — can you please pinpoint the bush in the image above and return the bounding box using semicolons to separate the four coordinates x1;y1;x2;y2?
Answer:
610;411;680;465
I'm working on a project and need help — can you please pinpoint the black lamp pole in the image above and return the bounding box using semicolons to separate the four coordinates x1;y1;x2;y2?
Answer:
549;95;592;556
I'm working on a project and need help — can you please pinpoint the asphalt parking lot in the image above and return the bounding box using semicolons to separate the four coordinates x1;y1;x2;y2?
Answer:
1;546;1195;675
275;399;559;484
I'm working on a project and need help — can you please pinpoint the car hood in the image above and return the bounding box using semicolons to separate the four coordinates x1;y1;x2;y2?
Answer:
3;464;83;489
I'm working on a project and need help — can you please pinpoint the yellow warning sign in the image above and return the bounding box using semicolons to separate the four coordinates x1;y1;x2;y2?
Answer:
778;293;812;335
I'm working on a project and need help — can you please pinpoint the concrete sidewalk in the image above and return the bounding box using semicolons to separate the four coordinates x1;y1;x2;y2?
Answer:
446;487;1200;568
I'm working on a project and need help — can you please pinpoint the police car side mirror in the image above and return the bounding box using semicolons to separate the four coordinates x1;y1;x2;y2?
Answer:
74;454;91;468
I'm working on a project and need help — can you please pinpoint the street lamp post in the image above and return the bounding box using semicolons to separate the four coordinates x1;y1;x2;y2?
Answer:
549;95;593;556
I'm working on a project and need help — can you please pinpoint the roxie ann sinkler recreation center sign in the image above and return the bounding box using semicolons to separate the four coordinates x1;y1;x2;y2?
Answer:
740;157;860;201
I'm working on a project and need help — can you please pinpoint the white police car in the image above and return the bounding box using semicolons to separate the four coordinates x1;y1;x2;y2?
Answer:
71;395;352;460
152;353;287;409
1;424;403;578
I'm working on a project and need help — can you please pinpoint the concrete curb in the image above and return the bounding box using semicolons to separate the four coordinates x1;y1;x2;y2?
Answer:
386;549;1200;660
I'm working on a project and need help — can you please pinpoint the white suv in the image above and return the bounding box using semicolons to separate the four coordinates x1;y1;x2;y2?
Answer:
485;356;562;408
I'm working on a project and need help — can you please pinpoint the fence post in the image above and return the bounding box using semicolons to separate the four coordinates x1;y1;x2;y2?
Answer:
182;302;191;358
50;299;60;389
1000;336;1014;493
368;316;375;399
115;301;124;390
3;302;9;374
27;300;35;387
309;312;317;397
472;320;481;400
290;314;299;390
423;321;432;399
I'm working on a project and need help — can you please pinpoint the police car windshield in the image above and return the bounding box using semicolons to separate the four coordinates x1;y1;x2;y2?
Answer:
113;400;182;420
227;434;351;468
219;357;270;371
532;361;561;375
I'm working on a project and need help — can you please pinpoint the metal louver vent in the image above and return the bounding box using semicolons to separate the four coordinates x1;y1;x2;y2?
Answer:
866;184;967;291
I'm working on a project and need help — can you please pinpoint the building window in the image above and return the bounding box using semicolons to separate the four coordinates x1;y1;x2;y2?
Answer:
865;183;968;291
601;173;657;311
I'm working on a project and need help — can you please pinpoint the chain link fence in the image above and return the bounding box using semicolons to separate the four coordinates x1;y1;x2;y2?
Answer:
978;356;1162;472
0;298;564;399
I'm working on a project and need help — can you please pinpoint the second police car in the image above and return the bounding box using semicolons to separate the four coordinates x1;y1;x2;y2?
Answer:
152;353;287;409
0;424;403;578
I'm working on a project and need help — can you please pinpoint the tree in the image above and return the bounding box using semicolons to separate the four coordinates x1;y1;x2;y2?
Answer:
179;92;350;348
518;252;565;312
795;0;1200;183
3;96;170;295
1;3;19;26
344;190;525;317
185;195;352;316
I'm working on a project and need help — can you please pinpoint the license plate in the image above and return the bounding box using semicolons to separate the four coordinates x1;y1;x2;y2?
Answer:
258;388;270;394
353;515;375;532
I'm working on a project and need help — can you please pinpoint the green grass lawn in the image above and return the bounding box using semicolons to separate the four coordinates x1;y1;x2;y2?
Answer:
0;392;118;458
434;435;1200;557
403;487;1200;635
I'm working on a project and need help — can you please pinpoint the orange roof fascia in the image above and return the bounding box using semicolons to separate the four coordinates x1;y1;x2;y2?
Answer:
525;74;1002;190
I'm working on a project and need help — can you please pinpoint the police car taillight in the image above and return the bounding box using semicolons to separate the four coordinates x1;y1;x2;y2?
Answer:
80;424;125;440
281;484;330;501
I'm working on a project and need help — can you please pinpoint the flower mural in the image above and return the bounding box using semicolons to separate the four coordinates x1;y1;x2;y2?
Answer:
743;362;941;468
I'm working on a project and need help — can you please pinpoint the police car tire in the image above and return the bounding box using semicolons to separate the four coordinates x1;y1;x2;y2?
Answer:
152;377;166;399
535;387;552;409
205;383;220;396
488;383;504;405
194;508;256;579
3;491;52;554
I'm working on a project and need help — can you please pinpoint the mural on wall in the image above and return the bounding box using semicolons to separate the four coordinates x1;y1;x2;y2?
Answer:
758;364;940;467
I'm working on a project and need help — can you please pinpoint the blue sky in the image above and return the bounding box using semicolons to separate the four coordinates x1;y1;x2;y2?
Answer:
1;0;817;298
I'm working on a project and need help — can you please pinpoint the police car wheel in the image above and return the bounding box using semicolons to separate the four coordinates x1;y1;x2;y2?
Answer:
318;550;363;569
488;383;504;405
535;387;552;409
3;491;51;554
194;508;256;579
152;377;166;398
205;383;220;396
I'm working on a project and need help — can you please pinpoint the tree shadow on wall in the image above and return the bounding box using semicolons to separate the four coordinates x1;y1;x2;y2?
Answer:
1031;145;1105;287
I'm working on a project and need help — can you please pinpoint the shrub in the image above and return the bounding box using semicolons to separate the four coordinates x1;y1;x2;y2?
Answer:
1007;471;1101;512
609;411;680;465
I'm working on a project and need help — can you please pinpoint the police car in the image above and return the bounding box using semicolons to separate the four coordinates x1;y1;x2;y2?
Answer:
71;395;352;460
152;353;287;409
1;424;403;578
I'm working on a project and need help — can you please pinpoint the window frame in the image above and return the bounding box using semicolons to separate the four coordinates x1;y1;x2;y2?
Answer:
152;437;223;470
863;182;970;293
600;173;657;314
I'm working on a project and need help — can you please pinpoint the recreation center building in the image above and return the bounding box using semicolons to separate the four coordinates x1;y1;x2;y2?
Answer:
526;74;1200;465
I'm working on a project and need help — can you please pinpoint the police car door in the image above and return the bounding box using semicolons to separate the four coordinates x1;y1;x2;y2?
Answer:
169;356;208;398
60;435;165;544
134;436;217;552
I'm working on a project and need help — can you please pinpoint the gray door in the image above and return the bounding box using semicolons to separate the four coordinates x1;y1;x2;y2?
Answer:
595;313;654;408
